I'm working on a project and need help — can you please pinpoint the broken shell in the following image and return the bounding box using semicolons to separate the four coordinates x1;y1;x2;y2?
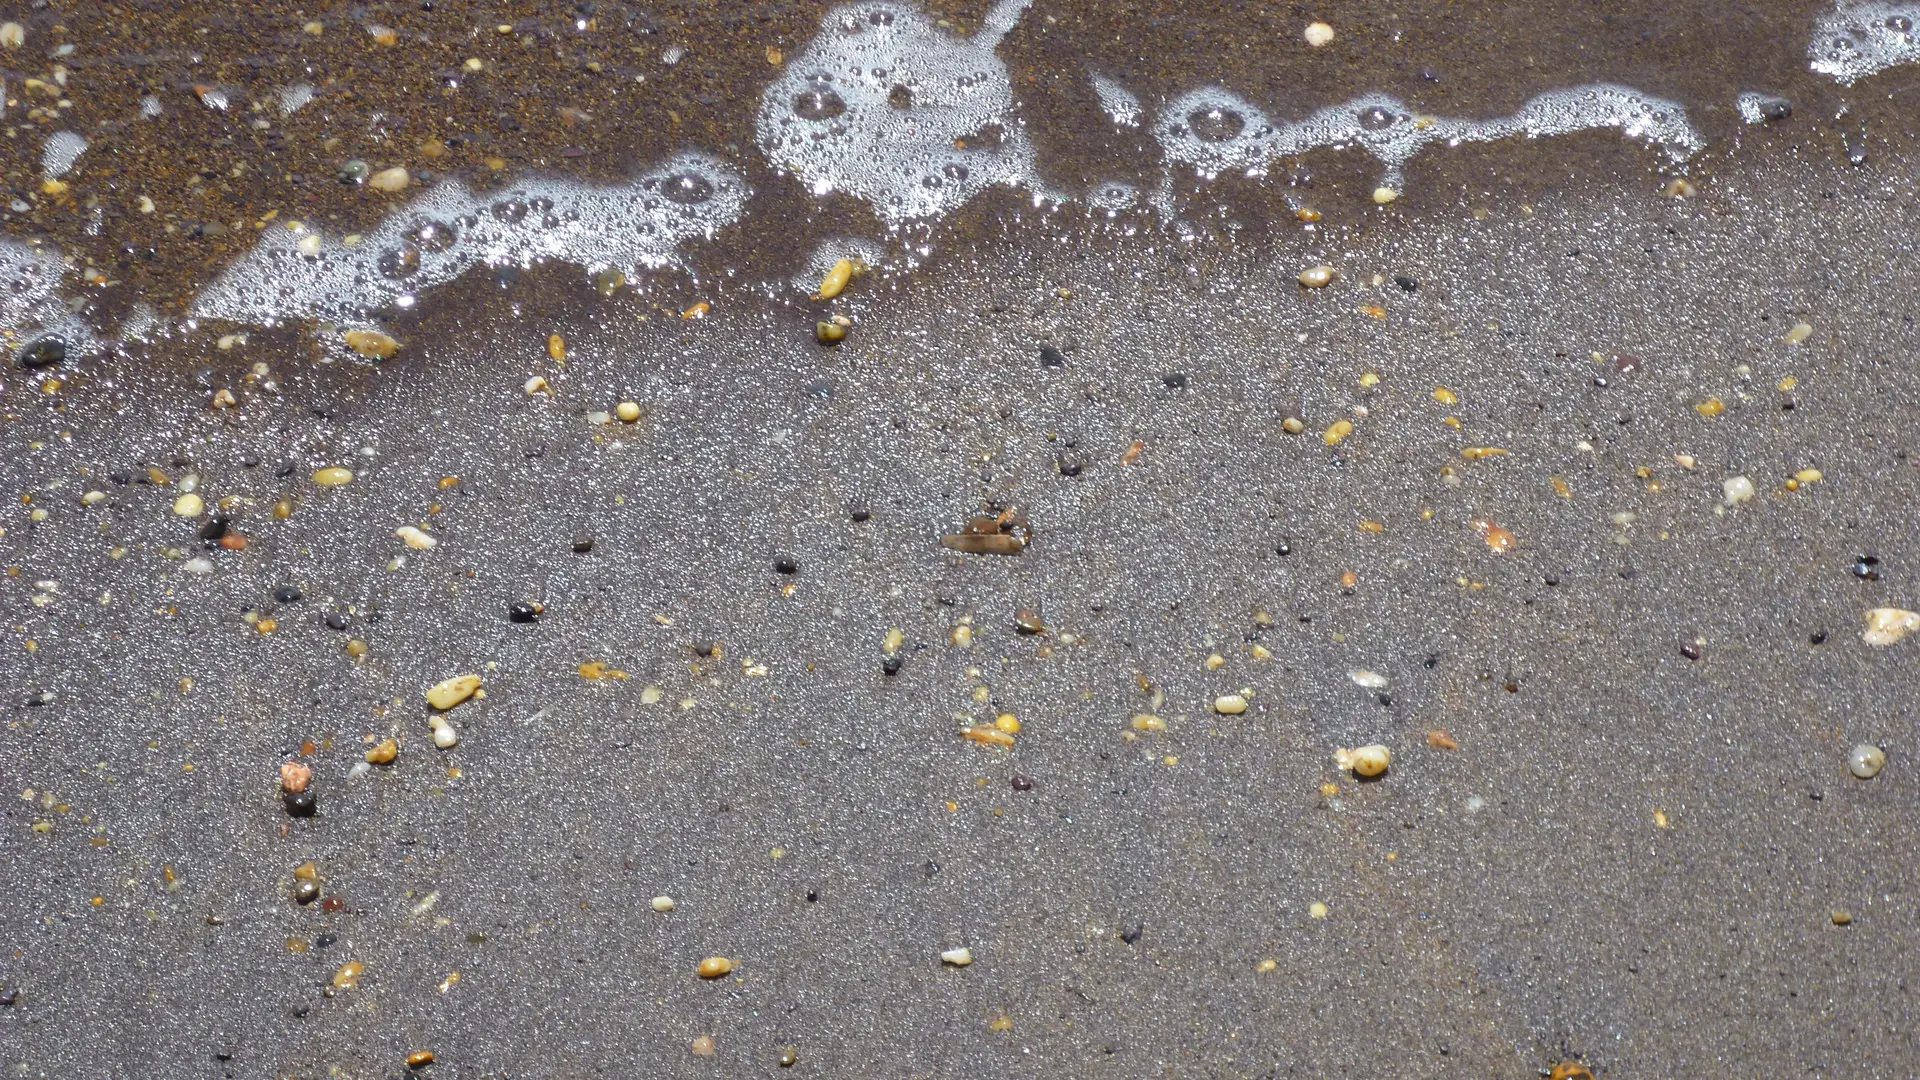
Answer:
963;725;1016;748
1863;607;1920;647
344;330;400;358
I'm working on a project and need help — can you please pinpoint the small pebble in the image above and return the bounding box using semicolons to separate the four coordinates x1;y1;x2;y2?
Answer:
0;22;24;49
616;401;641;423
773;555;799;574
815;321;847;344
280;762;313;794
172;493;205;518
331;961;364;990
940;947;973;967
283;789;316;817
1039;344;1066;367
1298;264;1335;288
430;721;459;749
293;879;321;905
1337;744;1391;777
697;956;733;979
651;896;676;912
1309;902;1329;919
368;167;410;192
1303;21;1334;46
1831;909;1853;926
18;337;65;369
1213;693;1249;715
690;1035;716;1057
274;585;303;603
1847;744;1886;779
509;602;541;623
1372;186;1399;205
394;525;438;550
818;259;854;300
365;738;398;765
779;1046;798;1068
425;674;482;710
406;1050;435;1069
313;467;355;487
343;330;399;358
1721;475;1755;506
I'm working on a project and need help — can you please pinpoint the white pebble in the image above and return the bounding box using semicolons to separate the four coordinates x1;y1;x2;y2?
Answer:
368;167;410;192
430;722;458;749
1721;475;1755;507
1347;668;1388;690
172;492;204;518
297;233;323;257
651;895;676;913
182;556;215;575
0;22;24;49
1847;744;1886;779
940;947;973;967
1213;693;1249;715
1335;744;1390;777
1303;21;1334;46
347;761;372;782
394;525;438;550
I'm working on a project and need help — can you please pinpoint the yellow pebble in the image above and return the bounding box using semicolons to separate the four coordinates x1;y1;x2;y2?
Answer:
312;467;355;487
1432;386;1457;405
425;674;482;711
1213;693;1249;715
1130;714;1165;732
818;258;854;300
1794;468;1823;485
1322;419;1354;446
697;956;733;979
1309;902;1329;919
616;401;641;423
994;713;1022;734
365;738;398;764
1694;397;1725;417
172;493;205;518
547;334;568;361
1298;265;1335;289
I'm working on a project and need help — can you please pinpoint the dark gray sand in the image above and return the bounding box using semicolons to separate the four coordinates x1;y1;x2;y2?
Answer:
3;2;1919;1077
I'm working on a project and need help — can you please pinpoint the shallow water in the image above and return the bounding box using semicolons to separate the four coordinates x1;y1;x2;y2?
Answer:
3;2;1919;1076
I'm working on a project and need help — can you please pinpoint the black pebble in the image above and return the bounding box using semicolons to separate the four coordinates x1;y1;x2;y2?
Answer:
1275;540;1291;556
1039;344;1066;368
773;555;799;574
17;337;67;369
571;532;595;553
1853;555;1881;581
324;612;350;631
882;653;904;676
849;502;871;522
1010;774;1033;791
1760;99;1792;121
1810;630;1827;645
1847;141;1869;167
1056;455;1083;477
1161;371;1189;389
1394;276;1418;292
282;789;316;817
1680;642;1702;661
239;452;261;468
197;516;230;542
693;640;717;657
1120;923;1144;945
509;602;540;623
273;585;303;603
292;880;320;905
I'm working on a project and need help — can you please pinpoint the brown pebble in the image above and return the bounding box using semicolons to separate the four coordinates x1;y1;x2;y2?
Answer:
279;762;312;794
1013;609;1046;635
1426;729;1458;751
690;1035;716;1057
942;533;1025;555
1550;1064;1594;1080
219;533;248;551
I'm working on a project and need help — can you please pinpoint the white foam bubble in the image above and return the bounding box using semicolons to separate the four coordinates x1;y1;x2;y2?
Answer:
192;152;749;327
1092;73;1142;127
1810;1;1920;84
0;239;101;361
756;0;1058;223
278;83;317;116
1153;83;1701;192
1735;91;1790;124
40;131;87;179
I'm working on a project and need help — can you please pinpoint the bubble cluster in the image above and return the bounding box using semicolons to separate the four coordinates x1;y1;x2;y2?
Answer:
1091;73;1142;127
1153;84;1700;194
0;239;99;362
192;152;748;327
756;0;1056;223
1810;1;1920;84
41;131;88;179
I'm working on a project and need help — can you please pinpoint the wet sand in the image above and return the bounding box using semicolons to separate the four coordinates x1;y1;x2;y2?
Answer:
3;2;1919;1077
